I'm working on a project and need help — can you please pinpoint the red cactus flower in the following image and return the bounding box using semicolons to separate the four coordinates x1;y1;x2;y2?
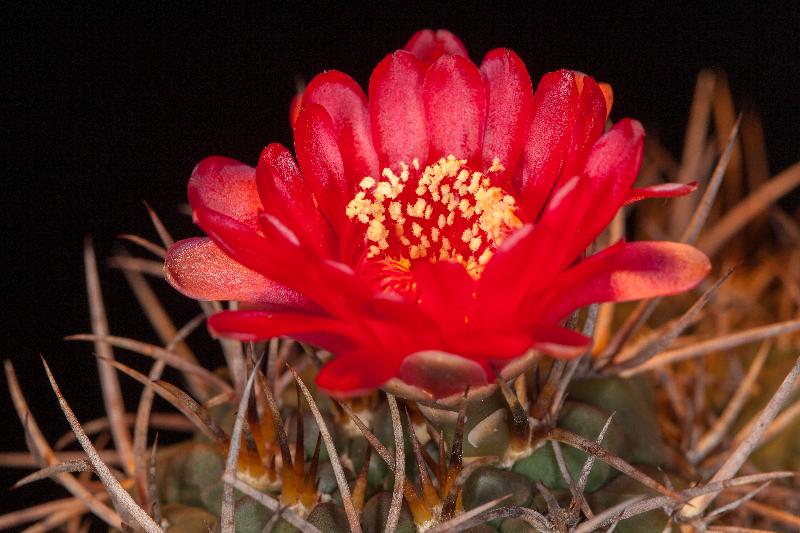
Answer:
164;29;709;399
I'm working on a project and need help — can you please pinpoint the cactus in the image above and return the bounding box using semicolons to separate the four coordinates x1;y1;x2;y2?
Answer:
3;30;800;533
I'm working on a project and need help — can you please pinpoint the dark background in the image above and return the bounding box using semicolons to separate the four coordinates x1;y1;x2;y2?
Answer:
2;1;798;518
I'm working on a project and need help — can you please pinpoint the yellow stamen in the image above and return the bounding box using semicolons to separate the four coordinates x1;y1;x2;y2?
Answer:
345;155;522;277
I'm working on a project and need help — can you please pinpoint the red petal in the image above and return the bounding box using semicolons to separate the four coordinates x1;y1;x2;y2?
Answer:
412;260;476;335
545;241;711;321
478;175;595;327
164;237;311;309
599;83;614;117
194;205;298;284
191;176;367;320
293;103;351;234
289;92;303;129
361;295;442;348
404;29;468;66
209;310;362;348
256;143;334;257
303;70;379;182
446;332;533;361
396;350;489;397
583;118;645;198
515;70;581;219
188;156;262;229
423;54;486;163
369;51;429;168
531;324;591;359
568;118;644;256
476;224;540;327
194;205;360;317
316;350;401;397
624;181;698;205
559;75;608;185
536;175;596;262
479;48;533;186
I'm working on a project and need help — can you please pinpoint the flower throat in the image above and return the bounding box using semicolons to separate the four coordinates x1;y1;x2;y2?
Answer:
346;155;523;285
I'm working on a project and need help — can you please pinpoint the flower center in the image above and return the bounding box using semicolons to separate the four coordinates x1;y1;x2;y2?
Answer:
346;155;522;290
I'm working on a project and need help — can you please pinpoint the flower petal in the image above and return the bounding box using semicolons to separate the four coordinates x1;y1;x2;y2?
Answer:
476;224;541;328
478;175;594;326
194;205;360;317
446;332;533;361
479;48;533;186
559;74;608;185
369;50;429;168
361;294;442;348
535;174;596;267
583;118;645;199
397;350;489;397
208;310;362;349
257;212;374;310
412;260;476;335
316;350;402;397
303;70;379;182
544;241;711;321
515;69;581;219
256;143;334;257
423;54;486;163
187;156;262;229
289;92;302;129
599;83;614;117
194;205;298;283
624;181;698;205
568;118;645;256
530;324;591;359
293;103;351;235
404;29;468;66
164;237;311;309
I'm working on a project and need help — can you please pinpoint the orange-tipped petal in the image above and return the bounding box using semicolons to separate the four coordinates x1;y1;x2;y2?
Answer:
559;75;608;184
255;143;334;257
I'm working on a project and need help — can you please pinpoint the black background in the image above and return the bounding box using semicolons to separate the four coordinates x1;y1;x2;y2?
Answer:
3;1;799;517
